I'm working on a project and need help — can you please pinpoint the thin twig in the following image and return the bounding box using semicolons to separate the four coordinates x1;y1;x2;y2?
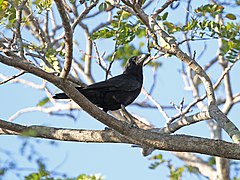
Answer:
152;0;177;18
8;103;79;121
92;41;111;76
0;73;46;89
142;88;170;122
14;0;28;58
105;50;117;80
71;0;99;31
0;71;25;85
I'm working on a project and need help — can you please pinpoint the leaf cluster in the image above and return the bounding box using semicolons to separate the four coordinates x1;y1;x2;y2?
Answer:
34;0;53;14
0;0;16;27
91;10;144;45
149;154;200;179
161;3;240;62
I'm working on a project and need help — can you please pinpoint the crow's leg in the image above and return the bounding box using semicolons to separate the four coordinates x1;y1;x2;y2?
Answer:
120;105;138;128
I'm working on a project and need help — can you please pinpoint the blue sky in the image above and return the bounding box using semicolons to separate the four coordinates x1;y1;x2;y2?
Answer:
0;0;240;179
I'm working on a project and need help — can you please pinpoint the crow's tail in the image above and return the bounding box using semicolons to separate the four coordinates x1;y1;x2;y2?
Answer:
52;93;69;99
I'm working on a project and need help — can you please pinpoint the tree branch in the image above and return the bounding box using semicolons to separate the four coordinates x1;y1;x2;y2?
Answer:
54;0;73;79
0;70;25;85
152;0;176;18
0;118;240;159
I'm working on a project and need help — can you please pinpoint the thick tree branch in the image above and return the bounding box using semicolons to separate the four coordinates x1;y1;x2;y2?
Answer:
0;118;240;159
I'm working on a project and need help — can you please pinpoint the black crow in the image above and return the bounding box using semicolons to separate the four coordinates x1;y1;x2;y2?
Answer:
53;54;150;112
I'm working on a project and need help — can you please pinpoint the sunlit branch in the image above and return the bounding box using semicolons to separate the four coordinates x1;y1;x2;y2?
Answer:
55;0;73;79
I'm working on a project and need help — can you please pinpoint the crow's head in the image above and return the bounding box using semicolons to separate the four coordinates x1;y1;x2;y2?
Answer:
124;54;150;75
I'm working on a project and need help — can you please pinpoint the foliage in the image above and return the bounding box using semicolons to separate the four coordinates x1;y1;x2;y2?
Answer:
35;0;53;13
25;160;50;180
77;174;104;180
25;168;104;180
161;3;240;62
0;0;16;27
91;10;143;45
149;154;200;179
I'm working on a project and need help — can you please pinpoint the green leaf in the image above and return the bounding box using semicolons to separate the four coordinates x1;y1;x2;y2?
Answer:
162;12;168;21
148;154;165;170
149;162;161;170
36;0;53;13
195;4;224;17
0;168;6;176
25;173;40;180
98;2;107;11
185;165;200;174
37;97;49;106
226;13;237;20
91;28;114;40
121;11;131;19
208;157;216;166
0;0;8;10
77;173;104;180
149;154;163;160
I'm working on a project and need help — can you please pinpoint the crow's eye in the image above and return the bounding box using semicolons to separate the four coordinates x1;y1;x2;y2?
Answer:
127;56;137;66
130;57;136;63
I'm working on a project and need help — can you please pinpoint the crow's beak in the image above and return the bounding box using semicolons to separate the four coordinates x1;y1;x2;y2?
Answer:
137;54;150;65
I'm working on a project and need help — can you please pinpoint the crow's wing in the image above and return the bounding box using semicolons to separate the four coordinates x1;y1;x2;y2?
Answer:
79;74;141;92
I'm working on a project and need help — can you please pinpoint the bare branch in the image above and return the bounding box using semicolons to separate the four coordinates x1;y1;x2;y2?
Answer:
92;41;109;74
54;0;73;79
71;58;94;84
1;118;240;159
0;70;25;85
0;73;46;90
160;111;211;134
79;22;93;78
214;58;239;91
23;6;47;44
8;103;79;121
14;0;28;58
71;0;99;31
142;88;170;122
152;0;177;18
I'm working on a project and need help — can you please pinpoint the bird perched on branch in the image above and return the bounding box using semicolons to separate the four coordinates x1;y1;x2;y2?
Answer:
53;54;150;112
